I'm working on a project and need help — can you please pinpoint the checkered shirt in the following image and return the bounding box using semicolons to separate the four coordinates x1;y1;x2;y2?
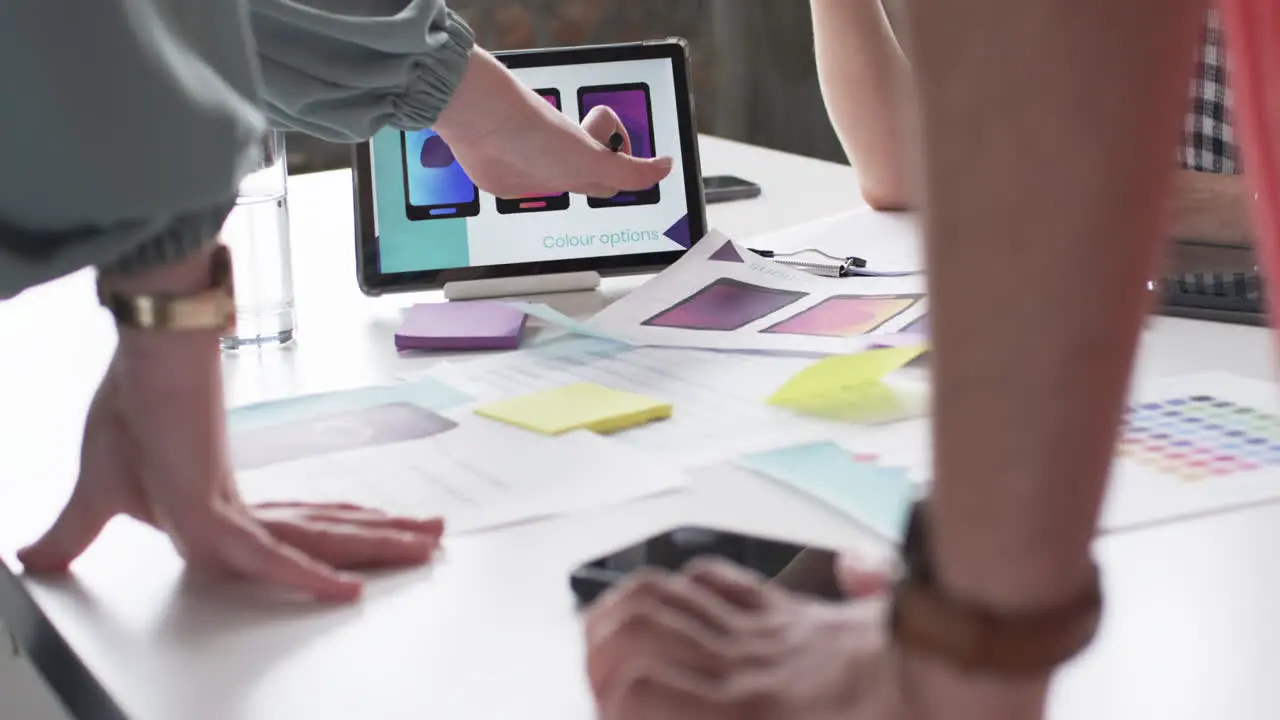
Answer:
1180;9;1238;174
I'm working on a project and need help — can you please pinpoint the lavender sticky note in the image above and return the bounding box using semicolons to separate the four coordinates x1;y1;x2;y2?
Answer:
395;302;528;351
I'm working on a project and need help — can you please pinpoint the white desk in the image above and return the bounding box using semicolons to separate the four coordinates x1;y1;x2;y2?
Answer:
2;135;1278;719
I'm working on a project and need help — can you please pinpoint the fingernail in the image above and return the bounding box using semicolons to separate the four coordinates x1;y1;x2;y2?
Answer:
318;577;363;602
838;550;894;577
15;548;68;574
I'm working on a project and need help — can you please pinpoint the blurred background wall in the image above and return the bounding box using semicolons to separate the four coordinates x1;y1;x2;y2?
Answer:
285;0;848;174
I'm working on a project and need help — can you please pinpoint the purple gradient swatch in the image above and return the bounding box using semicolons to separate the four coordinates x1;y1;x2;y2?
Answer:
642;278;806;331
763;295;920;338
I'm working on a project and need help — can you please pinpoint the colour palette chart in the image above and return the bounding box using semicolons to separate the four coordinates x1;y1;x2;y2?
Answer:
1099;372;1280;532
1118;396;1280;481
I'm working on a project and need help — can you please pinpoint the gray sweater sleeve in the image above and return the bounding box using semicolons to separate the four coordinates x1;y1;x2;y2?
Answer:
0;1;472;299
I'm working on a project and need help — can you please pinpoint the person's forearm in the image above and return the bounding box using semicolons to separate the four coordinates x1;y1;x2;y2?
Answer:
811;0;914;210
1169;169;1253;245
904;0;1207;716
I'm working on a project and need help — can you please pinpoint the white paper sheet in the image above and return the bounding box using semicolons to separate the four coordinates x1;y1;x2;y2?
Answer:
236;414;686;534
585;230;927;354
748;208;924;276
415;336;911;467
501;300;630;345
1098;371;1280;532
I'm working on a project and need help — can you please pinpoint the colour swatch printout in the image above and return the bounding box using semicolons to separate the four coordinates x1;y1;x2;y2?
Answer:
1118;396;1280;481
641;278;807;331
1097;372;1280;532
590;231;928;355
763;295;923;338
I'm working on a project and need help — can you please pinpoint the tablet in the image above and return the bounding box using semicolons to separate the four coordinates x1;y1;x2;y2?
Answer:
352;39;707;296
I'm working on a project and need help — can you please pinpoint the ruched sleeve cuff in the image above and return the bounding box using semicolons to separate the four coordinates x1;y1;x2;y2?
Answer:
0;200;233;299
250;1;476;142
98;201;235;277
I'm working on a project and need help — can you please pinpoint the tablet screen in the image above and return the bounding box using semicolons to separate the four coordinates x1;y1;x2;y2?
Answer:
354;41;705;294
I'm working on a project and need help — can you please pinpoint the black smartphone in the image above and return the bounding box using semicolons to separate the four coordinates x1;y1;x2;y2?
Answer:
703;175;761;204
578;82;662;208
400;129;481;220
495;88;573;215
570;526;841;606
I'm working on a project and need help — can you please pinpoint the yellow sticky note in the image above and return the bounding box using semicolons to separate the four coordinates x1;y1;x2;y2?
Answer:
768;345;928;423
475;382;672;435
773;380;926;423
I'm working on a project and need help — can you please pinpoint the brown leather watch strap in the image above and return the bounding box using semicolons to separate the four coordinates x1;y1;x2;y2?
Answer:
890;499;1102;675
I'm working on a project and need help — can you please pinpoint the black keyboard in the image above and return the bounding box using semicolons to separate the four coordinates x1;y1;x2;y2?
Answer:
1154;242;1268;325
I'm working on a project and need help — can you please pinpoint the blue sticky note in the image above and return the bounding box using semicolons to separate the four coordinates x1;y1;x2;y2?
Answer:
736;441;916;540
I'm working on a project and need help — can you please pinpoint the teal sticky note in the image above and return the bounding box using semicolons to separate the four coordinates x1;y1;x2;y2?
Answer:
736;441;916;540
503;301;631;345
228;376;474;433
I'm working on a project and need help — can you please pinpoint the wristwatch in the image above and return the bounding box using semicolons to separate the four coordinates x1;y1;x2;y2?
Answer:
97;244;237;332
890;498;1103;676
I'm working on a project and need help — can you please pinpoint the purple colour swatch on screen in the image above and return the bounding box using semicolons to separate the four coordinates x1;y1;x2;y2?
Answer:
581;88;653;159
664;214;692;248
642;278;806;331
419;135;456;168
395;301;527;351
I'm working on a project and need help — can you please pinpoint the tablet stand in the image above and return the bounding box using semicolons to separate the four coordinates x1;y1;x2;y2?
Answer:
443;271;602;301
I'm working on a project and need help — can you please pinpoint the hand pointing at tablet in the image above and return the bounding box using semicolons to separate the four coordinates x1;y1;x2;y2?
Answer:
434;49;673;200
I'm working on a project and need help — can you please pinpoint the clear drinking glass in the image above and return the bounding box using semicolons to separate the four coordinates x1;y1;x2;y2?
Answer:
220;130;296;349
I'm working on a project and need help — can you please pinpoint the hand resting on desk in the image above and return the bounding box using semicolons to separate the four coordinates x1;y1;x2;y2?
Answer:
585;556;904;720
17;279;443;602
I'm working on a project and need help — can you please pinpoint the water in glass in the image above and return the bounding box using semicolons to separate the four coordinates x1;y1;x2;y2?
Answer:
220;131;296;349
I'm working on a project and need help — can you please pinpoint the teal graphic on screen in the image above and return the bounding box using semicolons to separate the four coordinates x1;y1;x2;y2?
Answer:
401;129;480;220
579;83;660;208
495;89;572;215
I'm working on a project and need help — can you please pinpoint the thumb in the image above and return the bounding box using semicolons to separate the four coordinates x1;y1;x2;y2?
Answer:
599;153;675;192
17;488;114;573
835;551;894;599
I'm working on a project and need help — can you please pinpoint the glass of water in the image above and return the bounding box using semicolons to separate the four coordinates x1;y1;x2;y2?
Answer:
220;130;296;349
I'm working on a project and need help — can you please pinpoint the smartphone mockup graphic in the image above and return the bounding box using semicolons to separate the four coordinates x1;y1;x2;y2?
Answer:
401;129;480;220
578;83;661;208
495;89;572;215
